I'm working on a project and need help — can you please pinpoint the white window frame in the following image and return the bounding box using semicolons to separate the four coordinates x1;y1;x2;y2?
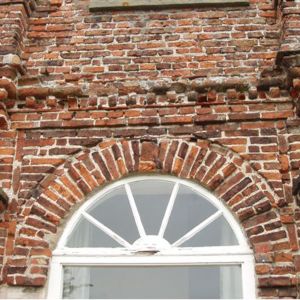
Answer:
47;175;256;299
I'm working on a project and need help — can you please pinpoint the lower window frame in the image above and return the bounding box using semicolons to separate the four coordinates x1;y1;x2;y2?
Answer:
47;251;256;299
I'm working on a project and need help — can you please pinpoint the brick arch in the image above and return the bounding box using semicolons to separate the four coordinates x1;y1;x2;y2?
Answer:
6;139;297;291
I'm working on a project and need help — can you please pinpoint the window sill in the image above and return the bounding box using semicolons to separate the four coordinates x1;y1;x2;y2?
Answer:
89;0;249;11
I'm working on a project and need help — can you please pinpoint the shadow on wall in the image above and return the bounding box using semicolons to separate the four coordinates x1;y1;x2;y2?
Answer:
0;189;8;214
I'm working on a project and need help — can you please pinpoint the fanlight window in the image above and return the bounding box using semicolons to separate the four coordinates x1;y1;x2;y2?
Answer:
48;176;255;299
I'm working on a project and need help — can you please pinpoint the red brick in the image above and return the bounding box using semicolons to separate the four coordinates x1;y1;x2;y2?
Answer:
0;0;299;294
258;276;292;287
164;141;179;173
140;142;158;162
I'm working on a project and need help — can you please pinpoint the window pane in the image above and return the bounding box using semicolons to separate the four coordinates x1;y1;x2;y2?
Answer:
87;186;139;244
130;179;174;235
181;215;238;247
164;185;217;244
63;265;242;299
66;216;120;248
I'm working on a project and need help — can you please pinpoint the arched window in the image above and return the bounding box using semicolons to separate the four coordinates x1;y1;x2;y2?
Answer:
48;175;255;299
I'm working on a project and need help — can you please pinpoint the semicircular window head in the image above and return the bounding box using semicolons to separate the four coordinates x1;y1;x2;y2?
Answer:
49;176;255;299
62;177;245;250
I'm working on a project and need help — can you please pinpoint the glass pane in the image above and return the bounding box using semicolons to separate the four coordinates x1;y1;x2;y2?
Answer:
130;179;174;235
87;186;139;244
181;215;238;247
63;265;242;299
66;216;120;248
164;185;217;244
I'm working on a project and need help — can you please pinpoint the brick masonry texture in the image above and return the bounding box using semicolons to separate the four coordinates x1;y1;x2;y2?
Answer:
1;0;300;298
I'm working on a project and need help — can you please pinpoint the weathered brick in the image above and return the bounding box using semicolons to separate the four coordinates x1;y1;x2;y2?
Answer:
0;0;299;296
164;141;179;173
92;152;111;181
140;142;158;163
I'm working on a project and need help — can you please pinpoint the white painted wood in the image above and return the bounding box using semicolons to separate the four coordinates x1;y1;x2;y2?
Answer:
81;211;131;248
220;204;248;247
172;210;223;247
52;254;249;265
56;175;249;248
48;175;256;299
242;257;257;299
158;182;179;237
125;183;146;237
56;202;85;249
47;260;63;299
53;245;252;257
48;255;256;299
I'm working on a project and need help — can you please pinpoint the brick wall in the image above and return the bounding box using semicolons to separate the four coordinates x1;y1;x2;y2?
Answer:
1;0;300;298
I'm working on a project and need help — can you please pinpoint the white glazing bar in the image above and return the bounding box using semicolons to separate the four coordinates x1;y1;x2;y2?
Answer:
125;183;146;237
158;182;179;237
172;210;223;247
81;211;131;248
